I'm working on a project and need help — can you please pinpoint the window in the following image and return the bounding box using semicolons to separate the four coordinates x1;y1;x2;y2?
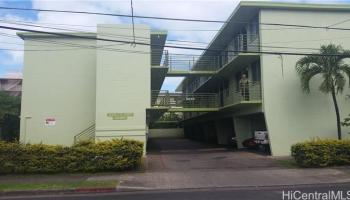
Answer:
249;16;259;42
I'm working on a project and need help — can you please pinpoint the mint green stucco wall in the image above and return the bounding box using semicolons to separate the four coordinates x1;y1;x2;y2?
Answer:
94;25;150;148
20;37;96;145
260;9;350;156
19;25;151;148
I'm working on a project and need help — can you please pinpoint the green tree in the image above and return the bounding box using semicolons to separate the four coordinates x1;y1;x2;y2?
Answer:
295;44;350;140
0;91;21;141
0;91;21;119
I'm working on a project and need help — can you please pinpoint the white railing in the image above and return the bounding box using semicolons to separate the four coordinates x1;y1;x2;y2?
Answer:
230;81;262;105
74;124;95;144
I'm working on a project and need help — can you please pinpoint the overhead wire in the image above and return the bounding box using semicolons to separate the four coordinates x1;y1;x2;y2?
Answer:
2;6;350;32
1;25;349;57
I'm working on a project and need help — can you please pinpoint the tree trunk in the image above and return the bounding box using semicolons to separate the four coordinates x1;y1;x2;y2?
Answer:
331;88;342;140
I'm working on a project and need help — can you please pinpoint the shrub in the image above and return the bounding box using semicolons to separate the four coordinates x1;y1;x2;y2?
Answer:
0;139;143;174
291;139;350;167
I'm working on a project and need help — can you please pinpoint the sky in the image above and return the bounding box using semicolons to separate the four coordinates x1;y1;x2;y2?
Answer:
0;0;350;91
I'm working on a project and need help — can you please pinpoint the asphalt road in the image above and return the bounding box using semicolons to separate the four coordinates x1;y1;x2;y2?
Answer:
2;183;350;200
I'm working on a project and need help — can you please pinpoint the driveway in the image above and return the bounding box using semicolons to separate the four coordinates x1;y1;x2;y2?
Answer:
145;138;280;172
88;138;350;191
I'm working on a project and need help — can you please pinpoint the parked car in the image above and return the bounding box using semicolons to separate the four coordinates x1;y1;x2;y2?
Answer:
242;137;258;149
242;131;270;153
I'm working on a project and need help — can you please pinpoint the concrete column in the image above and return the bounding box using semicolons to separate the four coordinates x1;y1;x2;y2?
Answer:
233;116;253;149
202;121;217;144
215;118;234;145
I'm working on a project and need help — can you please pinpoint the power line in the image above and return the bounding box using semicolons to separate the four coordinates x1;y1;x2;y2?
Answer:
0;32;203;56
130;0;136;45
0;19;214;46
1;24;349;57
2;18;346;48
0;39;321;52
0;20;151;42
0;6;226;23
0;22;345;55
2;6;350;32
0;18;221;32
0;20;333;50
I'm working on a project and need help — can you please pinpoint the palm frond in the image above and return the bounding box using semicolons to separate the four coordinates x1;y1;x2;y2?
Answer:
296;44;350;94
339;50;350;60
334;73;345;93
339;64;350;87
295;56;323;75
319;74;333;93
296;64;323;93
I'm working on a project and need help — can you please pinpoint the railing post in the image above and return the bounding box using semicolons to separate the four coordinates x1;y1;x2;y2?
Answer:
169;55;172;71
164;50;169;67
193;57;195;70
166;91;170;107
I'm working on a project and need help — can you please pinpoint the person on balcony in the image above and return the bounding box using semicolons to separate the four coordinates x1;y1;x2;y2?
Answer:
239;73;250;101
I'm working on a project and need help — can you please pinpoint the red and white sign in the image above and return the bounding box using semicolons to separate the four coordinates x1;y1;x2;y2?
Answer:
45;118;56;126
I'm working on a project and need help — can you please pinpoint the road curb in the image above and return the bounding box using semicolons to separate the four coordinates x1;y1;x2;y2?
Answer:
0;187;118;197
1;182;350;197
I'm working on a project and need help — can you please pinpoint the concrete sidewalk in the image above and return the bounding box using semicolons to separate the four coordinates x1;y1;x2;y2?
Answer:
1;167;350;194
88;167;350;191
2;138;350;193
88;138;350;191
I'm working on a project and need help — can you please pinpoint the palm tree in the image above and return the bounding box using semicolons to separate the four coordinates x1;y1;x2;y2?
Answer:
295;44;350;140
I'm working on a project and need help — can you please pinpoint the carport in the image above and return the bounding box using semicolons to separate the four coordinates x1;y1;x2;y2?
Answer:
145;137;279;172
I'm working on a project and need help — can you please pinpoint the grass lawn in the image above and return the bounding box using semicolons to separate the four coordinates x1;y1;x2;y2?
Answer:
0;180;118;192
275;158;299;168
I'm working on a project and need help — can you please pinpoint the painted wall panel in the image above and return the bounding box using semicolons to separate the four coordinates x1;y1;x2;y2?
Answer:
20;38;96;145
95;24;150;146
260;9;350;156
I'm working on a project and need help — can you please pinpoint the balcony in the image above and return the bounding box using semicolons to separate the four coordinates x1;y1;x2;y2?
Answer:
151;82;261;112
226;81;262;107
221;33;259;66
151;90;219;112
160;51;217;77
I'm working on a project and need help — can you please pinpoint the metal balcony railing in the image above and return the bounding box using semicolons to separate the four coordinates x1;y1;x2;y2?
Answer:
152;90;219;108
152;82;261;110
165;53;220;72
157;34;259;73
230;81;262;105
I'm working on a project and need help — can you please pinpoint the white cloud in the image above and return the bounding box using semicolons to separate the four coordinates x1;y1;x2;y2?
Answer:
0;14;31;66
2;0;240;90
2;0;349;88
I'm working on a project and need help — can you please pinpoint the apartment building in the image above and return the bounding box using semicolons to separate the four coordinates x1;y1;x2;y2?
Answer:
174;1;350;156
18;25;167;150
18;1;350;156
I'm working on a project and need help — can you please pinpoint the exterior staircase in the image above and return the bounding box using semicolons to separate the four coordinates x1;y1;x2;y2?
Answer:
73;124;95;144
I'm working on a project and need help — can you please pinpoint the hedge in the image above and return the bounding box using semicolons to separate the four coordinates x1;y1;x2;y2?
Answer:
291;139;350;167
0;139;143;174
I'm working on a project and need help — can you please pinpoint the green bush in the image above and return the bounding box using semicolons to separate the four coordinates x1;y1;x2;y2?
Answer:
0;139;143;174
291;139;350;167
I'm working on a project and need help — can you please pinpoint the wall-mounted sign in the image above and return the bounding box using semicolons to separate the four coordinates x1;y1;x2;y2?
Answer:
45;118;56;126
107;112;134;120
186;97;195;101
